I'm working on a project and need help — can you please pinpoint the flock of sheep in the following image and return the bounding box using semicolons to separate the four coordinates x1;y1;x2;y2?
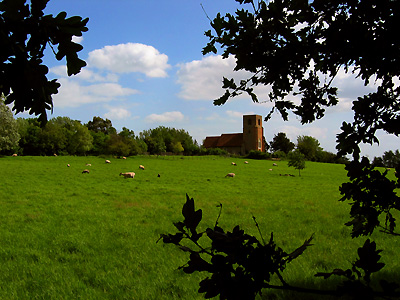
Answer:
76;159;280;179
68;159;147;178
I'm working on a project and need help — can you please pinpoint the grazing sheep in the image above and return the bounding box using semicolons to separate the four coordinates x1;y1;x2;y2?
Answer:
122;157;127;159
157;173;161;177
119;172;135;178
53;153;57;157
105;160;111;164
244;161;249;164
12;154;17;157
273;163;278;166
139;165;145;170
82;169;90;174
269;169;273;171
67;164;70;167
225;173;235;178
86;163;91;166
231;162;237;166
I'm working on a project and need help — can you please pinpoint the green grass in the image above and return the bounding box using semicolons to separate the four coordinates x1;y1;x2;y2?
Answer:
0;155;399;299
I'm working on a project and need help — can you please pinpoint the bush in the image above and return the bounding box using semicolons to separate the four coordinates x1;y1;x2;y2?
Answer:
272;150;287;159
246;150;270;160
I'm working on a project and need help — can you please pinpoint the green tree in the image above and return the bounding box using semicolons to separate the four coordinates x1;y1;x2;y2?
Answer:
0;0;88;123
66;120;93;155
0;95;20;154
287;150;306;176
171;141;184;154
107;133;131;157
16;118;43;155
382;150;400;168
269;132;295;154
296;135;323;161
86;116;116;135
41;117;68;155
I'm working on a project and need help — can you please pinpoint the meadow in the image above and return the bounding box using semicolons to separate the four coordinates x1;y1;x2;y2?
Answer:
0;155;399;299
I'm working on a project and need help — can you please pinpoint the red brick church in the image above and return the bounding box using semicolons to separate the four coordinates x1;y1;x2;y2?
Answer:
203;115;265;155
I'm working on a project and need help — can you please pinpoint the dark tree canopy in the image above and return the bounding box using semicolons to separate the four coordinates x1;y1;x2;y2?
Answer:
269;132;295;154
203;0;400;161
0;0;88;123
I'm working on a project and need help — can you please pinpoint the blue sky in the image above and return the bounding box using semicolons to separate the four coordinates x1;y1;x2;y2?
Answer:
23;0;398;158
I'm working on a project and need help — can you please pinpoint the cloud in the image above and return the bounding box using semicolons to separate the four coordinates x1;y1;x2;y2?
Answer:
104;107;132;120
52;78;139;108
88;43;170;77
226;110;255;118
145;111;184;123
72;36;83;44
278;125;328;144
50;66;119;83
177;55;272;101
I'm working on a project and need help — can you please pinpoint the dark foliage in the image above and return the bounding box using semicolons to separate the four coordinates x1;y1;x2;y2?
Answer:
0;0;88;123
161;195;400;299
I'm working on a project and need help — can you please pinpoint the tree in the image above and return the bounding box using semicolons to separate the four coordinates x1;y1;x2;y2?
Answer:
287;150;306;176
0;95;20;154
16;118;43;155
161;0;400;298
0;0;88;123
86;116;116;135
202;0;400;232
296;135;322;161
382;150;400;168
269;132;294;154
65;120;93;155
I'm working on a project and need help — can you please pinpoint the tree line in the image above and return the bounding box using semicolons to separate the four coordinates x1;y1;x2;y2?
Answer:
1;98;397;165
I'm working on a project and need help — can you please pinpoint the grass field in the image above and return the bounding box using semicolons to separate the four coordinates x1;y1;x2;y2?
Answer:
0;155;399;299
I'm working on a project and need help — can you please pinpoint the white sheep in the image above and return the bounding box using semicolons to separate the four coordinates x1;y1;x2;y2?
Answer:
244;161;249;164
12;154;17;157
82;169;90;174
86;163;91;166
105;160;111;164
120;172;135;178
139;165;145;170
231;162;237;166
225;173;235;178
273;163;278;166
122;157;127;159
67;164;70;167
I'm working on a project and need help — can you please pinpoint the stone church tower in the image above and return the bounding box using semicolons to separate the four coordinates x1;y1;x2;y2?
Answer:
243;115;264;153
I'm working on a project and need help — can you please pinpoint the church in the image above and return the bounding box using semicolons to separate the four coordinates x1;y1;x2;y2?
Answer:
203;115;265;155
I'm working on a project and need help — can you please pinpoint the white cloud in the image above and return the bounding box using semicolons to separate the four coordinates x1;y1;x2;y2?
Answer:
50;66;119;83
52;78;139;108
226;110;255;118
278;125;328;144
145;111;184;123
104;107;132;120
72;36;83;44
177;55;272;101
88;43;170;77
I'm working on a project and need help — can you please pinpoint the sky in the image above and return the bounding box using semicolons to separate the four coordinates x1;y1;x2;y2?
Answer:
17;0;398;158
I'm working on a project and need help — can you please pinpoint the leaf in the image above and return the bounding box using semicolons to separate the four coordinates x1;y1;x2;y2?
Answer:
287;234;314;261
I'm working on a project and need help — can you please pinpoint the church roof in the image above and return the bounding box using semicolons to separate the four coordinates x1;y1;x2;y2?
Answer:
203;133;243;148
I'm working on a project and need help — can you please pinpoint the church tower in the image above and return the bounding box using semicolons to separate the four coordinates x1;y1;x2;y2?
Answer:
243;115;264;153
